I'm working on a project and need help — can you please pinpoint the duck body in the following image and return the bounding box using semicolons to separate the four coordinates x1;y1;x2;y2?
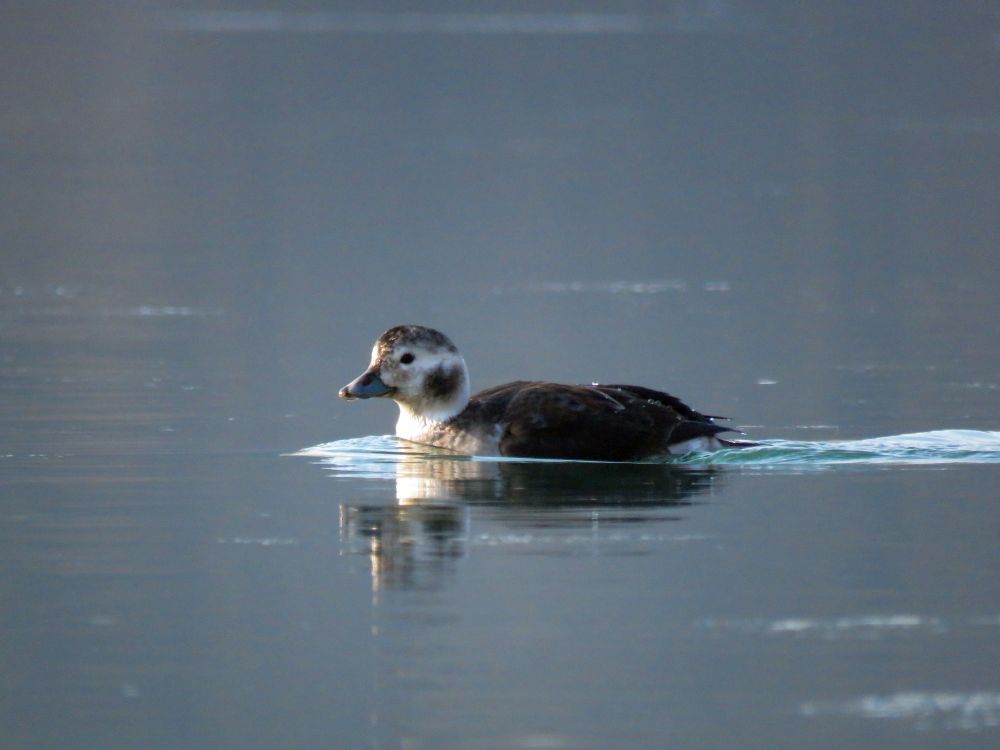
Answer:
339;325;745;461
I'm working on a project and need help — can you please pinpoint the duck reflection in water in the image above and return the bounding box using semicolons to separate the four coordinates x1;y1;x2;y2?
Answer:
336;450;722;592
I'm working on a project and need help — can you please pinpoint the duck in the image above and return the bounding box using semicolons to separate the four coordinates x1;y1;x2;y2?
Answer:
338;325;748;460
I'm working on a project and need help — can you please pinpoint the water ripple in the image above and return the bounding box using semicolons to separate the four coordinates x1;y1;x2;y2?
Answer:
702;430;1000;466
294;430;1000;479
697;613;1000;639
801;692;1000;730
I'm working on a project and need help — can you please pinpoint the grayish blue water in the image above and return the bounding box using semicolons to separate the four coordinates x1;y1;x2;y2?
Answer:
3;2;1000;748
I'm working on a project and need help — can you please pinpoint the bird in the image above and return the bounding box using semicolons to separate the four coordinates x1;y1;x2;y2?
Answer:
338;325;748;460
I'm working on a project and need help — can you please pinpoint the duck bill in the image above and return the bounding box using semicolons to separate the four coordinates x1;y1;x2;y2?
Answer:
338;368;394;400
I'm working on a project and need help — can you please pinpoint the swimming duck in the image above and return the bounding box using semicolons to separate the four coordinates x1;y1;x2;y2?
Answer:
338;325;745;460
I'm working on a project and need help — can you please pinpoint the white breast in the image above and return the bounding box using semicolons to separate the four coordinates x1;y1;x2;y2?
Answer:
396;407;503;456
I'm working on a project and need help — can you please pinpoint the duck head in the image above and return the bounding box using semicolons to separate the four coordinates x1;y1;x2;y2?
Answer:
339;325;471;428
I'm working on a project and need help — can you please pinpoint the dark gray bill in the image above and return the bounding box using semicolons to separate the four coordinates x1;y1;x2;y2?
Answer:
338;369;394;399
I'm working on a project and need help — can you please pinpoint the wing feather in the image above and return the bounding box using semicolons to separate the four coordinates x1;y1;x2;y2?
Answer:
467;381;735;460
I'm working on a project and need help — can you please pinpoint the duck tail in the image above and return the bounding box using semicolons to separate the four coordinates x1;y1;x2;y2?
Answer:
718;437;761;448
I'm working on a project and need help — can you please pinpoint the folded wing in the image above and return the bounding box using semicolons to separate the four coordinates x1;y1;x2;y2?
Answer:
484;382;734;460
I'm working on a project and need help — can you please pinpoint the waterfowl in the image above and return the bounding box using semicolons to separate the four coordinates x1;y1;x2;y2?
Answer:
338;325;746;460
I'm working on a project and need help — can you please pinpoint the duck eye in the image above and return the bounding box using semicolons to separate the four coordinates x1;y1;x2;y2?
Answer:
400;353;415;365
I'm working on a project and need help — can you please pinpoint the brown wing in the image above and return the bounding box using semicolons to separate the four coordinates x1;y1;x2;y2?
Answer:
496;383;690;460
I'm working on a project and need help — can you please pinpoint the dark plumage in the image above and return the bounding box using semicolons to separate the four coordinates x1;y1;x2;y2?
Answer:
424;365;465;401
459;381;737;460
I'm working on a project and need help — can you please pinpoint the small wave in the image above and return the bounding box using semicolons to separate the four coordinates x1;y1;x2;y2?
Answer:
696;430;1000;466
116;305;223;318
697;613;1000;639
294;431;1000;477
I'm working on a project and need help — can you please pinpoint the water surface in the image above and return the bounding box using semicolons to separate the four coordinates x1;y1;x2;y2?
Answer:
3;2;1000;748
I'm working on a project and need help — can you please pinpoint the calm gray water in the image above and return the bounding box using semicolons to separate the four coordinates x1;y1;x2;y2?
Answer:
3;3;1000;748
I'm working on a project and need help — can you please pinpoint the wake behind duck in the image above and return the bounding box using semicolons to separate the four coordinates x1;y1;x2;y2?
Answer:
339;325;753;460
